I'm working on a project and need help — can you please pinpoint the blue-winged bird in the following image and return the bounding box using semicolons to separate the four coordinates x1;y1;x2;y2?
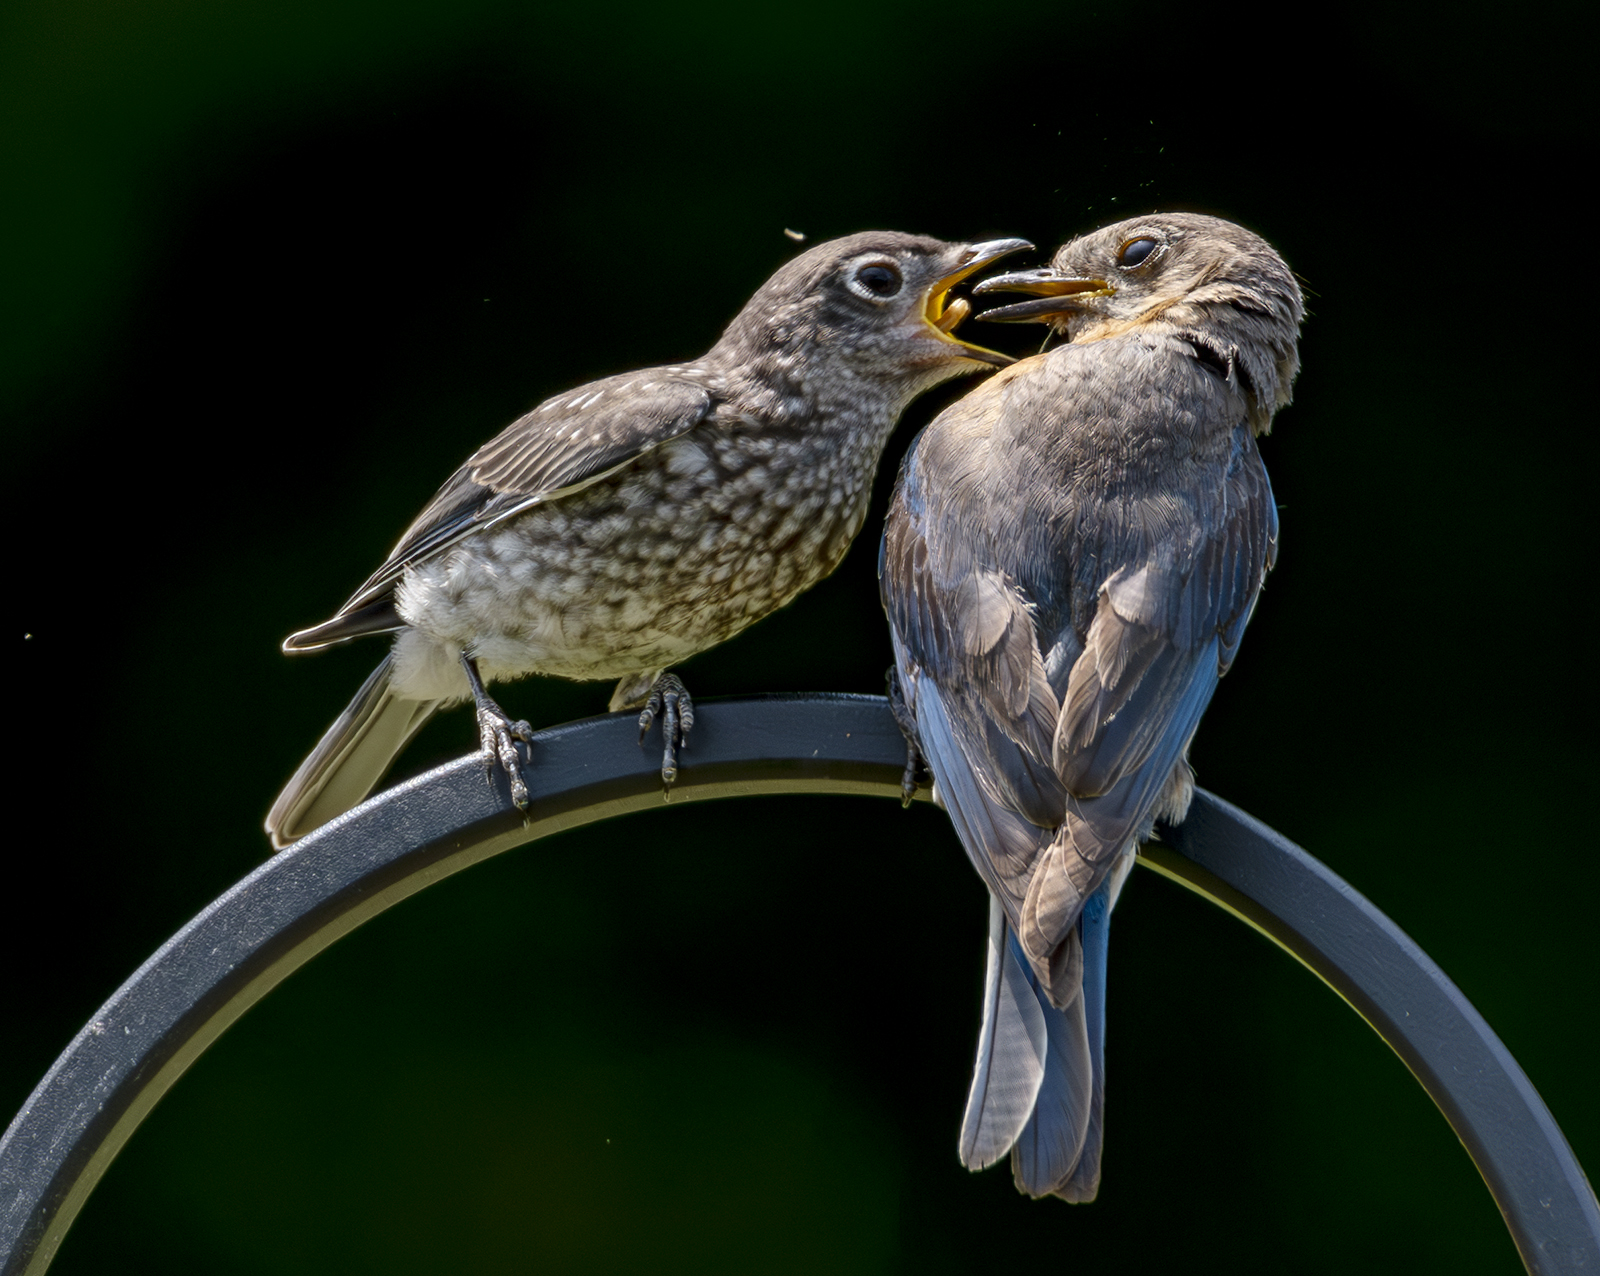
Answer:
880;213;1303;1199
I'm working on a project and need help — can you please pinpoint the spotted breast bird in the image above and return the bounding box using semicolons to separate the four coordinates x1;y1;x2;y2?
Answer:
880;212;1303;1199
267;231;1030;849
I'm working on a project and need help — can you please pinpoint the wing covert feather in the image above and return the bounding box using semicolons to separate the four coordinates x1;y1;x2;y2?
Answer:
883;437;1065;827
1051;427;1276;797
327;371;716;619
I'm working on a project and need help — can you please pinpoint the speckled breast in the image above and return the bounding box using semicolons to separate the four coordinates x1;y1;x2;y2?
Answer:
397;423;880;680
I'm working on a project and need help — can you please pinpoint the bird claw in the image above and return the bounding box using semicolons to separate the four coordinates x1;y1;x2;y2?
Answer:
638;673;693;789
886;666;928;808
459;653;534;811
475;701;534;810
899;749;924;810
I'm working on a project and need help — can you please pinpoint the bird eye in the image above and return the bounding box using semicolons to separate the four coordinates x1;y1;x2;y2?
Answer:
1117;237;1159;268
848;261;903;300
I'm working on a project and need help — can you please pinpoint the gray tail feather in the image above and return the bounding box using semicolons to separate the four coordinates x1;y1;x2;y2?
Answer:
960;896;1052;1170
265;655;440;849
962;864;1133;1202
1012;858;1132;1202
1004;924;1094;1200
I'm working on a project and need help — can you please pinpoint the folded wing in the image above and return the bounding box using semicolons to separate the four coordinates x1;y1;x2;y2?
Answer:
285;372;716;650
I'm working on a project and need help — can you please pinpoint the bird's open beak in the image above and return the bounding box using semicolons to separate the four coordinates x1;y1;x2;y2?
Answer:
973;269;1116;323
923;238;1033;365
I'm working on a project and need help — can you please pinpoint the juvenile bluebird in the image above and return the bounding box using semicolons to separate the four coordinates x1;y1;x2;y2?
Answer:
267;231;1030;849
880;213;1303;1199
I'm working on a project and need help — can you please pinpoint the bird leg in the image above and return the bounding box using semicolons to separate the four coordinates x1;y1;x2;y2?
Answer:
886;667;928;808
460;653;533;810
636;672;694;789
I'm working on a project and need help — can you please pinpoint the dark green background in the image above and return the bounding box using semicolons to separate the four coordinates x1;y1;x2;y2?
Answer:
5;0;1594;1271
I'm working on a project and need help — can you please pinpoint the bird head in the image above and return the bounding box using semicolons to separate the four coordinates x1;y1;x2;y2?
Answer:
976;213;1304;430
714;232;1032;396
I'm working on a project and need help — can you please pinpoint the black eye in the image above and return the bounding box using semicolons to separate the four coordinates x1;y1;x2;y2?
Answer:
1117;237;1159;268
852;262;902;297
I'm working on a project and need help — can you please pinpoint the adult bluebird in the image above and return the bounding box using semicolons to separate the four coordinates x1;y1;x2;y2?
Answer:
880;212;1303;1199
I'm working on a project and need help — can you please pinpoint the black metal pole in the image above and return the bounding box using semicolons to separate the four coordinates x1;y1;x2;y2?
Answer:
2;695;1595;1275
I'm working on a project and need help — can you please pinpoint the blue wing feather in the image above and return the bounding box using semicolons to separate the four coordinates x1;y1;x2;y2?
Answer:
880;338;1278;1201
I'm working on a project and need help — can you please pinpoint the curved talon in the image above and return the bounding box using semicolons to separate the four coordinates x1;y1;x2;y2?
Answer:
461;653;533;811
885;665;925;808
637;673;694;790
660;694;680;786
900;758;920;809
476;710;531;809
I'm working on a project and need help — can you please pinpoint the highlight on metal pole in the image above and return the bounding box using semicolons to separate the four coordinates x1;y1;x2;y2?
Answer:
2;694;1595;1275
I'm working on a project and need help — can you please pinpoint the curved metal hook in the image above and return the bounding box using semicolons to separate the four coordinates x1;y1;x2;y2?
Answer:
2;695;1595;1274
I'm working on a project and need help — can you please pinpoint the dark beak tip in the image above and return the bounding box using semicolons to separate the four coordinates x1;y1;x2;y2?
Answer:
964;238;1034;267
972;269;1056;296
960;346;1017;367
976;297;1070;324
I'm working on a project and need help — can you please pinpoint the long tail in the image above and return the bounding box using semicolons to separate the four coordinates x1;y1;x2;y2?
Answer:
959;895;1081;1173
265;655;441;849
959;859;1131;1202
1015;860;1126;1201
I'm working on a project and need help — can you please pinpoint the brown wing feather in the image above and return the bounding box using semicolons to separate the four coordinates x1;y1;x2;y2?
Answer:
295;370;718;636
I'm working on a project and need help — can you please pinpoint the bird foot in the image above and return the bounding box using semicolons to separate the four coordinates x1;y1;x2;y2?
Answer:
637;673;694;789
476;698;535;810
459;653;533;811
886;667;928;808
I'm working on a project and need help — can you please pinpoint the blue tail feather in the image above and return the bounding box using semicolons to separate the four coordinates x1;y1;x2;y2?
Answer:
1007;863;1128;1200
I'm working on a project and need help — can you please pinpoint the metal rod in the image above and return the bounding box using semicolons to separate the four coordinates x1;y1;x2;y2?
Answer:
2;695;1594;1274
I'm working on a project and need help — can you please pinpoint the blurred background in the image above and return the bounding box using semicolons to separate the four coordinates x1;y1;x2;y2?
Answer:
5;0;1594;1270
